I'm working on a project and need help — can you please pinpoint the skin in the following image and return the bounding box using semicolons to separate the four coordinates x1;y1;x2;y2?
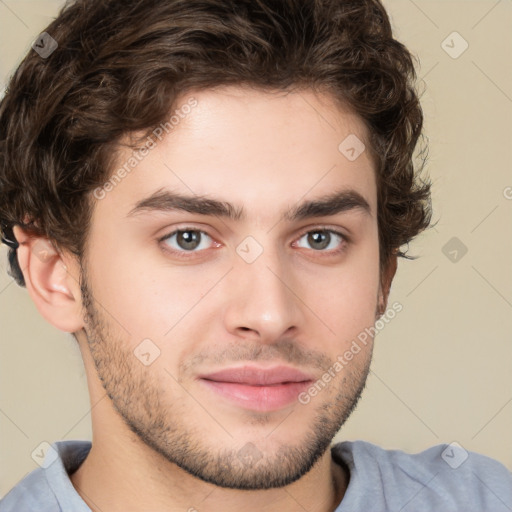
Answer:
14;85;397;512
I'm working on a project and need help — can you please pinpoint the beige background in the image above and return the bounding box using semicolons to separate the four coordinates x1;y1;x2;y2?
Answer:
1;0;511;497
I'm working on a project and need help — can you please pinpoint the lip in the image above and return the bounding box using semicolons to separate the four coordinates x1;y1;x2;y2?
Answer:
197;365;314;385
197;365;314;412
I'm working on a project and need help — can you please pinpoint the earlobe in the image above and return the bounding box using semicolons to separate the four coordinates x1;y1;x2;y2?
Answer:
12;225;84;333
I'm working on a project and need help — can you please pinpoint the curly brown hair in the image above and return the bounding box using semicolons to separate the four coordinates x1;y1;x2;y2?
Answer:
0;0;432;287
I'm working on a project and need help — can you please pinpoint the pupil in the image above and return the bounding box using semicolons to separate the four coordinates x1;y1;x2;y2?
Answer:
178;230;200;250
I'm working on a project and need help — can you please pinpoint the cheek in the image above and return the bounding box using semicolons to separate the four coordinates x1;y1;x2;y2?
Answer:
83;242;168;343
304;242;380;348
92;252;225;346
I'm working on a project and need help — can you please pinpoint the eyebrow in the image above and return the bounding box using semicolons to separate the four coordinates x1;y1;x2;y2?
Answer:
126;187;371;222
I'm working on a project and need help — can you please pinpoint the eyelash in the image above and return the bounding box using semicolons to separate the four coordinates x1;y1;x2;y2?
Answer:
158;226;349;260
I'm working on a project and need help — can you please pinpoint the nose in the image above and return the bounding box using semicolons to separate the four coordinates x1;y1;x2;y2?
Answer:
221;245;304;343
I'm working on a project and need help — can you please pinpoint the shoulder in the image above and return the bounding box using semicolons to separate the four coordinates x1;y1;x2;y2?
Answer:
0;468;57;512
0;440;92;512
332;440;512;512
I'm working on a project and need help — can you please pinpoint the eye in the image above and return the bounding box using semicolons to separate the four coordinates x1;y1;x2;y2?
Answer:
160;228;216;254
158;226;348;259
294;229;346;253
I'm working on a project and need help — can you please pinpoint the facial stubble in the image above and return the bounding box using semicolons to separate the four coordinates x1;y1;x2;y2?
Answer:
78;261;372;490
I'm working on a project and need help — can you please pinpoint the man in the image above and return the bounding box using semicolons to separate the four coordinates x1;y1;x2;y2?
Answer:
0;0;510;510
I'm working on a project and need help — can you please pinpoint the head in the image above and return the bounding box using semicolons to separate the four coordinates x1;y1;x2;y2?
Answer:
0;0;431;490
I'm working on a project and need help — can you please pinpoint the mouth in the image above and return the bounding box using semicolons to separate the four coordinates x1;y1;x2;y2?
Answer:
197;365;314;412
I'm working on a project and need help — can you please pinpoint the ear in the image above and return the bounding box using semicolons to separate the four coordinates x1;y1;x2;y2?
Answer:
376;251;398;318
12;226;85;333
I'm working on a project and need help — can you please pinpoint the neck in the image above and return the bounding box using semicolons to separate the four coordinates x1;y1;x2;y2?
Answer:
70;429;348;512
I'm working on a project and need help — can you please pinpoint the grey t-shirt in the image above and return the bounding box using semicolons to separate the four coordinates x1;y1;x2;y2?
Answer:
1;439;511;511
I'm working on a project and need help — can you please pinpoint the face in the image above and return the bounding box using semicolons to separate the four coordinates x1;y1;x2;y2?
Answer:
78;85;387;490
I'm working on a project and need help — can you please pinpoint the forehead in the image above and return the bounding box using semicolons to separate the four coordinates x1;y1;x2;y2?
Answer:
94;85;377;224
